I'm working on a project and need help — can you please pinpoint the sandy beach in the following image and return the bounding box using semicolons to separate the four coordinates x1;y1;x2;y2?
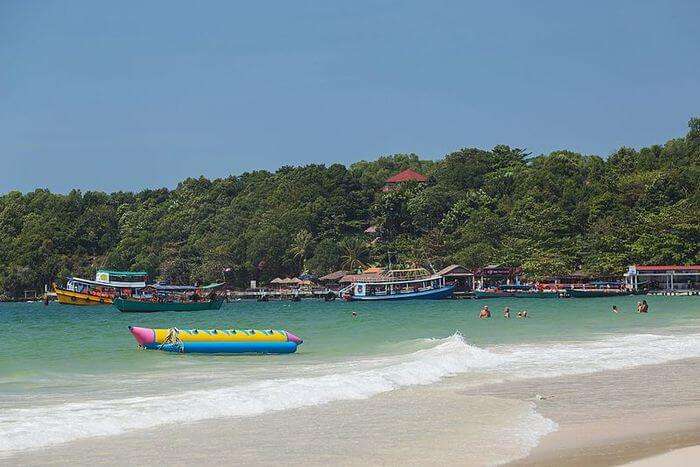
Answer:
5;356;699;466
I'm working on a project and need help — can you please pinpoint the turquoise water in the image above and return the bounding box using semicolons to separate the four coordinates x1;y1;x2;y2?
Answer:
1;296;699;454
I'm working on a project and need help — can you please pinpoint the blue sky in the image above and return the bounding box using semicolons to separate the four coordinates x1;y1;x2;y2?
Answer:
2;0;699;193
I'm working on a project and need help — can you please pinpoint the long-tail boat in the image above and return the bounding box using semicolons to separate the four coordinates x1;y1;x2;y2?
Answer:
113;283;224;312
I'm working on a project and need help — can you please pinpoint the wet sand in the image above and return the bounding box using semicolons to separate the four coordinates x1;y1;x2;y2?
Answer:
504;358;700;466
5;358;699;466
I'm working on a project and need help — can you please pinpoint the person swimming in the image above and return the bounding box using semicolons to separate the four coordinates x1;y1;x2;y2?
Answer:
479;306;491;319
640;300;649;313
503;307;511;319
352;311;358;319
612;305;620;313
517;310;528;319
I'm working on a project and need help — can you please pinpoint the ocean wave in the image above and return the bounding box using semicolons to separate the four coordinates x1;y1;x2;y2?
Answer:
1;331;698;453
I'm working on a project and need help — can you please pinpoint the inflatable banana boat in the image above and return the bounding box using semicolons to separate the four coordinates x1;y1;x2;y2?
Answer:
128;326;303;354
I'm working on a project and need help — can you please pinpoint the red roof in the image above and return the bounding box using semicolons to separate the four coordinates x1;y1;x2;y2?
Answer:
385;169;427;184
634;265;700;271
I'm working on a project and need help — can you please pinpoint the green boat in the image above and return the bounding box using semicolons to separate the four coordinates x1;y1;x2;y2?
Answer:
113;297;224;313
566;289;632;298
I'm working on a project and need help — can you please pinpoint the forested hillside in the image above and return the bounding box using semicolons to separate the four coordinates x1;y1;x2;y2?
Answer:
1;120;698;297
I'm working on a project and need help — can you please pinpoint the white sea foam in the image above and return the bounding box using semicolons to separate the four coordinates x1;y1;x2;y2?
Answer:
1;331;699;454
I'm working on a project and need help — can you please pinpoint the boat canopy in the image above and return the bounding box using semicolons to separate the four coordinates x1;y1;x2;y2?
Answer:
145;283;224;292
68;276;146;289
97;270;148;276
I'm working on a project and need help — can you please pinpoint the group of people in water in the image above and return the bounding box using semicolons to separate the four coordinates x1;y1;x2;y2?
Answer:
612;300;650;314
479;305;527;319
480;300;651;319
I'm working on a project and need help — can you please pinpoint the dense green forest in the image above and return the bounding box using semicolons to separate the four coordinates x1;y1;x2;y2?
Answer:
1;120;699;297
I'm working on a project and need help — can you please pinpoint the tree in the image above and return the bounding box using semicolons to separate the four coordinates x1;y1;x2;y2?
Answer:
339;238;369;271
289;230;314;273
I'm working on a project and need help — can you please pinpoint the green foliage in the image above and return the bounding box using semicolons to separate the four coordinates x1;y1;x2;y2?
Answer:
1;121;699;297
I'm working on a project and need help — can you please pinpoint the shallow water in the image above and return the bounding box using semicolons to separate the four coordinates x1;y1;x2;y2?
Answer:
1;296;699;459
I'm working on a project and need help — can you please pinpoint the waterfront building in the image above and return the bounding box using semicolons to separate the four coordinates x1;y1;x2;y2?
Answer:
436;264;475;293
624;265;700;292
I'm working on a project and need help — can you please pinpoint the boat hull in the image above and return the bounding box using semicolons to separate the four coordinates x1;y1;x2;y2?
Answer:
129;326;303;354
512;291;561;299
114;298;223;312
350;285;454;301
567;289;632;298
53;284;112;306
474;290;562;299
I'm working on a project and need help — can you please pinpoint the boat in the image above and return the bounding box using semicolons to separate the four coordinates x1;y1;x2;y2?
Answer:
113;283;225;312
566;288;632;298
474;284;563;299
114;297;223;312
53;270;148;306
341;268;454;301
128;326;303;354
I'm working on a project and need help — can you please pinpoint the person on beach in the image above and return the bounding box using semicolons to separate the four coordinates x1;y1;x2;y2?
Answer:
503;307;511;319
479;306;491;319
612;305;620;313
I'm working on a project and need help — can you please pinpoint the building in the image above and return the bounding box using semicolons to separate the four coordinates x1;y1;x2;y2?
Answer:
624;265;700;291
382;169;427;192
474;265;522;289
436;265;474;292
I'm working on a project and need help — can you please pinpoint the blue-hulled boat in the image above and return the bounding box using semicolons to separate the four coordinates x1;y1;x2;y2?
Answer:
341;268;454;301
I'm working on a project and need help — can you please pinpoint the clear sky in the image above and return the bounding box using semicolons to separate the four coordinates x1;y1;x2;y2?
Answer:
2;1;699;193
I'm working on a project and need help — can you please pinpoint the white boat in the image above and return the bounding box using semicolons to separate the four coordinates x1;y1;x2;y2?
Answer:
341;268;454;301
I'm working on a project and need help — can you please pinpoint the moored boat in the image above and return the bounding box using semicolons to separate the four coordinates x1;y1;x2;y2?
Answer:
566;288;632;298
128;326;303;354
53;270;148;306
474;285;564;299
113;297;223;312
341;268;454;301
113;283;225;312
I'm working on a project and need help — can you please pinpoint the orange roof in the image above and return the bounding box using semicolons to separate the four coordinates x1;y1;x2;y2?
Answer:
385;169;427;184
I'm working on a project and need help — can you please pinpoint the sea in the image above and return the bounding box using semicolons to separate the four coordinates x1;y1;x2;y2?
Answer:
1;296;699;464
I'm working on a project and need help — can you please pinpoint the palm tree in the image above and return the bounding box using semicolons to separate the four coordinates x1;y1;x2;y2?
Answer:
339;238;369;271
290;230;314;272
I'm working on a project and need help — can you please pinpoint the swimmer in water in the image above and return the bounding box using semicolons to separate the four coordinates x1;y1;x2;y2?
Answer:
479;305;491;319
352;311;358;319
503;307;511;319
612;305;620;313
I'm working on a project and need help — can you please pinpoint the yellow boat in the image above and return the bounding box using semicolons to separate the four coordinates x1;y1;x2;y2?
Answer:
53;284;113;306
53;270;148;306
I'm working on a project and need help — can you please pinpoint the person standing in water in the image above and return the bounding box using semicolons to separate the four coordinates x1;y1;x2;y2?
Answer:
503;307;511;319
640;300;649;313
479;305;491;319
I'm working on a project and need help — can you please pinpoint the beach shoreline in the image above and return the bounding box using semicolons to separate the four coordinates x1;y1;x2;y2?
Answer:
503;358;700;466
4;356;699;466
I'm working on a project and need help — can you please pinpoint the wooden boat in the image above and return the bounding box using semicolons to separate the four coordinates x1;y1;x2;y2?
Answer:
474;285;562;299
342;268;454;301
566;288;632;298
113;297;223;312
53;270;148;306
53;284;113;305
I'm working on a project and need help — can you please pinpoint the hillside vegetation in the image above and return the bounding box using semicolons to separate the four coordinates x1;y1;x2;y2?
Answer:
1;120;698;296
